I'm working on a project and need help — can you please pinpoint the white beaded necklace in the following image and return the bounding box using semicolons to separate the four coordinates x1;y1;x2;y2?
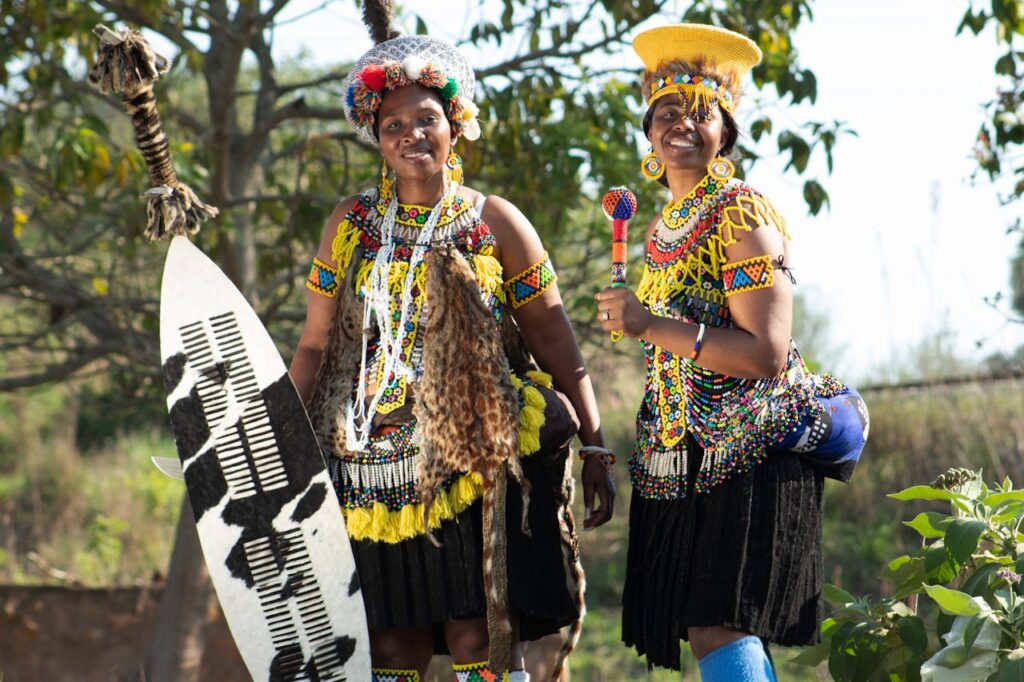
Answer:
345;182;457;451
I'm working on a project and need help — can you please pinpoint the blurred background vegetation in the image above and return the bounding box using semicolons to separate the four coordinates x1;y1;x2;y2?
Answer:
2;0;1024;680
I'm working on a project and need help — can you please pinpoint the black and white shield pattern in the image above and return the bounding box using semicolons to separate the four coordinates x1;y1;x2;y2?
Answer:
160;236;370;681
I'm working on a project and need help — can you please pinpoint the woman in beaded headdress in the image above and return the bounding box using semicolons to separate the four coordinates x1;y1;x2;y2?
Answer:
289;2;615;681
595;24;868;681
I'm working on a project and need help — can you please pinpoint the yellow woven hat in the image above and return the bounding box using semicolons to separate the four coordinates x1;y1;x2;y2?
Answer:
633;23;762;113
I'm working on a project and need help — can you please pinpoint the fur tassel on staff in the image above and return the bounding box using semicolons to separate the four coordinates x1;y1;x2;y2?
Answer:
88;24;218;240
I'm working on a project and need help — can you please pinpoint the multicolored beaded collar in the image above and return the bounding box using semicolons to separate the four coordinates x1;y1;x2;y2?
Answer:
661;157;736;230
374;179;473;230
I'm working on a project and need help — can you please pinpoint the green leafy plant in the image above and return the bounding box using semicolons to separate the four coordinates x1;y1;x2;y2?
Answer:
799;468;1024;681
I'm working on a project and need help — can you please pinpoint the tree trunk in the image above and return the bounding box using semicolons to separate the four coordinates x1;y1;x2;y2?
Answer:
134;494;213;682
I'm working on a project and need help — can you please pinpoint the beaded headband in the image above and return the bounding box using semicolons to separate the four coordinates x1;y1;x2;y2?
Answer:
633;24;761;113
648;72;736;114
343;35;479;145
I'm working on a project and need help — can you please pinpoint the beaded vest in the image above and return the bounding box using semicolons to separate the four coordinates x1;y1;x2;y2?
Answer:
323;184;551;542
629;176;841;500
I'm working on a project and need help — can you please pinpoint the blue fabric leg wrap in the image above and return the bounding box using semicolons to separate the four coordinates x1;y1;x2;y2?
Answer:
697;636;776;682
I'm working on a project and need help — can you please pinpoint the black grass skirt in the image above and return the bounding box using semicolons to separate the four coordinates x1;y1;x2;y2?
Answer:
621;440;825;670
350;453;578;648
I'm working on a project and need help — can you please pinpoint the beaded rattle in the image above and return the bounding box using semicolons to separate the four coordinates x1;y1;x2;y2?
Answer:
602;187;637;342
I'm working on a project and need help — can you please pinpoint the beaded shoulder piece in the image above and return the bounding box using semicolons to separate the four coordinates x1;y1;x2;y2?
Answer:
636;177;788;318
328;185;505;417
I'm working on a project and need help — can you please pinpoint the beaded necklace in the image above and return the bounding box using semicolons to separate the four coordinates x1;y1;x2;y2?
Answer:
375;180;470;234
659;169;728;236
345;182;458;451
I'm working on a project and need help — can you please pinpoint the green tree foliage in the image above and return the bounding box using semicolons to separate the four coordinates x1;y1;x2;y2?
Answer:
805;469;1024;681
958;1;1024;323
961;0;1024;200
0;0;843;403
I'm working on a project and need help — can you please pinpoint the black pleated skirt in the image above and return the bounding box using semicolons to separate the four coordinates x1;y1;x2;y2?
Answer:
350;452;578;648
622;440;824;670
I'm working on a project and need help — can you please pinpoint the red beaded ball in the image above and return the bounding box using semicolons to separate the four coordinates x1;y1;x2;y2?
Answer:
602;186;637;221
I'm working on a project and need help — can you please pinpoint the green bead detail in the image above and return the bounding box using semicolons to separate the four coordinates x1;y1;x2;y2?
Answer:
439;77;459;101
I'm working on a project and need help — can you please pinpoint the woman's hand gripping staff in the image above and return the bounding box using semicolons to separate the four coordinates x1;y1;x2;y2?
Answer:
602;187;637;342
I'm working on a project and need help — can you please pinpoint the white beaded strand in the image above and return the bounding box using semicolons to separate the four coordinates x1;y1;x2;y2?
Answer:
345;183;456;451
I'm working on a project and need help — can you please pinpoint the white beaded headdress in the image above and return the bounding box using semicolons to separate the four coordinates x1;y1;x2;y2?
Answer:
343;4;478;145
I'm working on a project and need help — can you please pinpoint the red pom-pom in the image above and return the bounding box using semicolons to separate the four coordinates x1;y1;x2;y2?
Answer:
602;187;637;221
360;64;387;92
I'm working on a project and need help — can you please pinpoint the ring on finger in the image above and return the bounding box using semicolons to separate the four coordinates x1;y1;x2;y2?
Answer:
602;310;610;321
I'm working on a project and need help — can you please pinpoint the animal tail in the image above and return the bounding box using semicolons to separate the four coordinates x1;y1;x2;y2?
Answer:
482;466;512;673
551;452;585;679
505;454;532;537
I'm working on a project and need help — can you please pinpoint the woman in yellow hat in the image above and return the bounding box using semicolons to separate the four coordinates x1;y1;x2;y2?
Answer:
596;23;868;681
289;2;616;680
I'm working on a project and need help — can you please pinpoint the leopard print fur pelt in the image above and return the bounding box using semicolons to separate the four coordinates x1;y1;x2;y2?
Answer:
414;244;526;672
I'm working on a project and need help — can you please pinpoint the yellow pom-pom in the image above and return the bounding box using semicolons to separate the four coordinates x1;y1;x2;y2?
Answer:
398;503;421;539
369;502;396;543
525;370;554;388
517;384;547;455
454;473;482;508
430;491;454;526
522;384;545;410
344;506;371;540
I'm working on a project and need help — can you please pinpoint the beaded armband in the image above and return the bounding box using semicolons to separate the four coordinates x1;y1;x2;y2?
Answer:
502;252;556;309
306;256;340;297
721;254;774;297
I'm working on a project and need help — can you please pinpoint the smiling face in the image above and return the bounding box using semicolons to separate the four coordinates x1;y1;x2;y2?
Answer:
647;94;726;181
377;83;454;186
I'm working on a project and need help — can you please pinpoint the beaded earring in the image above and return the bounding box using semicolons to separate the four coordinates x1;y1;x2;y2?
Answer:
707;156;735;182
641;149;664;182
380;159;393;195
445;150;463;184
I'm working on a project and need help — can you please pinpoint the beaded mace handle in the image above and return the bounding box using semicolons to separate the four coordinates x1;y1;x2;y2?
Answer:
602;187;637;342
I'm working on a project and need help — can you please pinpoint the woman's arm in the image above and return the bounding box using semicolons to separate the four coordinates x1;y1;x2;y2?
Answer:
596;204;793;380
289;198;357;404
484;195;615;528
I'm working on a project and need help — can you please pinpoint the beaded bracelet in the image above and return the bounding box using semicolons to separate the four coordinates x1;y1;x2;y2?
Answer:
690;322;706;360
579;445;616;471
